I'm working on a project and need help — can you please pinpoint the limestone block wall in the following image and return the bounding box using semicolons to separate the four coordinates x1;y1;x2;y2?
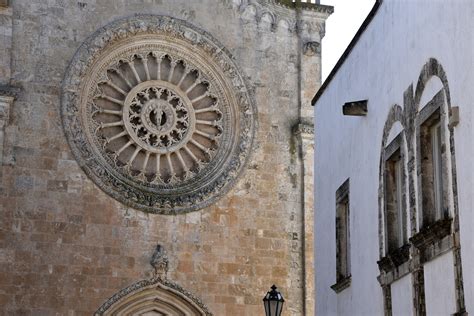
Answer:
0;0;330;315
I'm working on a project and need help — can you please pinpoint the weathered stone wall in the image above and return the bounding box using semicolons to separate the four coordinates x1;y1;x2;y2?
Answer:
0;0;329;315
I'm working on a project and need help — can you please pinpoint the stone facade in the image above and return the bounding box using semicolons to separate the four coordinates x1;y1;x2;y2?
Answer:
0;0;330;315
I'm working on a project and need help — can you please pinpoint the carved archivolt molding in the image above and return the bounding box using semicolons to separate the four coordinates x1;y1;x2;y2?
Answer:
61;15;256;214
95;277;212;316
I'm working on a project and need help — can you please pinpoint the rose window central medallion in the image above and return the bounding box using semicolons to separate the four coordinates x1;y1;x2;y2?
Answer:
61;15;256;214
124;84;193;151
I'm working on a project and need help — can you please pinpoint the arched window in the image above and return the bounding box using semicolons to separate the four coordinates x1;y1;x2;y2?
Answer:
383;130;408;253
415;74;452;229
378;105;409;263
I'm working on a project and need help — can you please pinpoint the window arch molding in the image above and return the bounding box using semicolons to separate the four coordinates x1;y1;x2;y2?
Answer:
95;278;212;316
378;104;408;259
376;58;466;316
413;58;456;230
414;58;451;111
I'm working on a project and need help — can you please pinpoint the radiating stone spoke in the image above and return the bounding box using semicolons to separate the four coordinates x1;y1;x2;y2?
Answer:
142;151;150;173
196;119;219;127
194;105;219;114
104;80;127;96
176;150;190;179
106;131;128;143
128;61;142;84
100;94;125;106
177;67;189;88
190;139;208;152
183;145;198;163
113;68;134;89
185;80;201;94
100;121;124;129
166;153;178;183
128;147;141;166
100;109;122;116
190;92;209;104
176;150;187;170
195;129;216;141
168;61;176;82
156;55;163;80
155;153;161;180
142;57;151;81
116;140;133;156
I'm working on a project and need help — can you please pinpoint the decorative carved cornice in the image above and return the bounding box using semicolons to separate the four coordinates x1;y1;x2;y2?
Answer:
272;0;334;15
236;0;331;36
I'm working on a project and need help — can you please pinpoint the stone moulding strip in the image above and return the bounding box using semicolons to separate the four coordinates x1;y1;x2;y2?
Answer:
94;277;212;316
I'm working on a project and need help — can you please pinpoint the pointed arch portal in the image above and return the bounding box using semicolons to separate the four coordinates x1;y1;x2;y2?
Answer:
95;278;212;316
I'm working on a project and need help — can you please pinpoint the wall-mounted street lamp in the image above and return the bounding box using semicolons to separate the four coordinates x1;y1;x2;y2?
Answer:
263;285;285;316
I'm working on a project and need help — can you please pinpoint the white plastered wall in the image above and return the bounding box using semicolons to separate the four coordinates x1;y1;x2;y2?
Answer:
314;0;474;314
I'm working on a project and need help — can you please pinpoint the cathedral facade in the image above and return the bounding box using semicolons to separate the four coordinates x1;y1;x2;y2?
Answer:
0;0;331;315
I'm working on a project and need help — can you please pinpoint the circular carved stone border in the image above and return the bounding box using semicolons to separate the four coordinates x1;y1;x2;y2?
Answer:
61;14;256;214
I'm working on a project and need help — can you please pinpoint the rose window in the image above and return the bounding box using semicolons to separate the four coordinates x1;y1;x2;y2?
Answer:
92;53;223;184
61;15;256;213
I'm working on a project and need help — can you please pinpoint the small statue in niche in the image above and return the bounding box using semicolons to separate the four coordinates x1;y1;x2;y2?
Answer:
150;244;169;279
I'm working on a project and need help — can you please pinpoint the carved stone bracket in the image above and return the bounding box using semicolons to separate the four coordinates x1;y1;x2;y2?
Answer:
410;218;453;250
293;122;314;141
303;41;321;56
330;275;351;293
377;243;410;273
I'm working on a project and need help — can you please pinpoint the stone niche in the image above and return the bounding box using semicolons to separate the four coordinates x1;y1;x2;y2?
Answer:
61;15;257;214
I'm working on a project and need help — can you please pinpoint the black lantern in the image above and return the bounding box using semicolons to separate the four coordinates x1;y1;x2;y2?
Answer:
263;285;285;316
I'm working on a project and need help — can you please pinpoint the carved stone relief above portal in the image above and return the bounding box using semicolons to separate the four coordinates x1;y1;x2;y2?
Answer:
61;15;256;214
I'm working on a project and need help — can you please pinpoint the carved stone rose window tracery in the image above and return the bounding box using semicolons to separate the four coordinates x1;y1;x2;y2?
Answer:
94;53;223;183
61;15;256;214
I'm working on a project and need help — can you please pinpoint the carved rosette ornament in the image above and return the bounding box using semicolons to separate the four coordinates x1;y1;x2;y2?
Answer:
61;15;256;214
